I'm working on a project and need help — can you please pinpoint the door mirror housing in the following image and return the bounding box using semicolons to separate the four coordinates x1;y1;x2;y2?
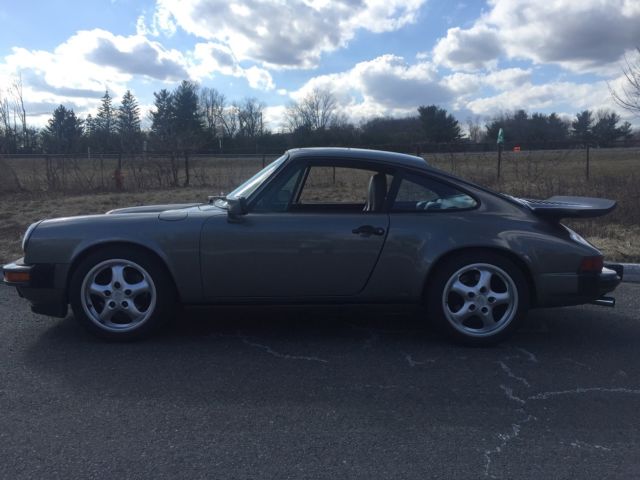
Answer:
227;197;248;222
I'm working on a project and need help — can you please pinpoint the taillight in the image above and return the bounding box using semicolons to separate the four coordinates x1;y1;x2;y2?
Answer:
579;256;604;273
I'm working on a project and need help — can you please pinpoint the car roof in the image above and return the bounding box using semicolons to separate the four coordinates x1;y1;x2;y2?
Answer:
286;147;432;171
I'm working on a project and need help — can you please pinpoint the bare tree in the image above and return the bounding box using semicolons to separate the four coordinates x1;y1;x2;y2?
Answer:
466;117;484;143
221;104;239;138
236;97;265;138
11;74;28;151
199;87;227;138
611;47;640;115
286;88;339;132
0;90;15;153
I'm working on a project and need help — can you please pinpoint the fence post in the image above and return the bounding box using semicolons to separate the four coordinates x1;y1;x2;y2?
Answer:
585;144;590;180
497;144;502;180
115;153;123;190
184;151;190;187
61;155;66;192
99;154;104;189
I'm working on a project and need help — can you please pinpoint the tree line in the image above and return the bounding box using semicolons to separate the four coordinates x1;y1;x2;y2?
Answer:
0;79;636;156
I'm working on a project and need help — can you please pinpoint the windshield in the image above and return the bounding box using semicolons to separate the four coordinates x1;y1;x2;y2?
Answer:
226;154;288;201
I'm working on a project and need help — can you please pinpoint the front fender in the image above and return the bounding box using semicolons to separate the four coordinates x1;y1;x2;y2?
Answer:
25;212;208;303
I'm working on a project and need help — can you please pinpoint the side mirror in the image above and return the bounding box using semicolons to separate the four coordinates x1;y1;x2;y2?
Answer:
227;197;248;223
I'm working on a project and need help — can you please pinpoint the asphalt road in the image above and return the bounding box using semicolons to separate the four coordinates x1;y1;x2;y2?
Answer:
1;284;639;479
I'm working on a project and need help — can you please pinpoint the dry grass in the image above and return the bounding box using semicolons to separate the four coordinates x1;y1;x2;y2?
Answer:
1;147;638;264
0;188;214;263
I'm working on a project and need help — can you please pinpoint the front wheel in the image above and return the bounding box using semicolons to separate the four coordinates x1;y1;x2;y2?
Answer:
69;246;176;340
427;252;529;346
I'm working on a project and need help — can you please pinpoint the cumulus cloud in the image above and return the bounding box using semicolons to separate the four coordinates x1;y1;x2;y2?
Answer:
4;29;188;95
87;37;188;80
433;25;503;71
432;0;640;74
288;55;454;122
0;27;277;125
465;81;615;117
150;0;426;68
190;42;275;90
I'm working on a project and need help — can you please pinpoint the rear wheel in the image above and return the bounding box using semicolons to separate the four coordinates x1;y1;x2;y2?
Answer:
69;246;176;340
427;252;529;346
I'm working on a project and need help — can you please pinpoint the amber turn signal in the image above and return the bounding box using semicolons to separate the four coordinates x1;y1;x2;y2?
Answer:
4;271;31;283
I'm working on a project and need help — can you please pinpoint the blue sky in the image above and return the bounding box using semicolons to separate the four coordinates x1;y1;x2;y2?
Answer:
0;0;638;130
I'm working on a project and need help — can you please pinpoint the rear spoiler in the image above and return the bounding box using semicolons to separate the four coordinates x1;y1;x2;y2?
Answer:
514;196;617;220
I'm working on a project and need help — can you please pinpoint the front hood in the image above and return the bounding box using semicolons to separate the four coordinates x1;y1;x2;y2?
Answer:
106;203;202;215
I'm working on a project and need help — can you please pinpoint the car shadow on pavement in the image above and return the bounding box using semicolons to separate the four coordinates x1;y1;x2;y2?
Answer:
22;302;640;409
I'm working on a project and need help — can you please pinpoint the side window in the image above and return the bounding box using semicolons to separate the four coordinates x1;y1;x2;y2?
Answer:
392;175;477;211
252;166;304;212
297;166;379;204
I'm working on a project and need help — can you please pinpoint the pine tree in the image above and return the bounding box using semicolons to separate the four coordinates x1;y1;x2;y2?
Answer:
117;90;141;153
417;105;462;143
149;89;175;151
95;89;117;152
571;110;593;144
42;105;84;153
172;80;204;150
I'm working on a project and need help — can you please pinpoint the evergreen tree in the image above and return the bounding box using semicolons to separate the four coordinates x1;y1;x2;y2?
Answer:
117;90;141;152
172;80;204;150
42;105;84;153
592;111;633;147
417;105;462;143
95;89;117;152
571;110;593;143
149;89;175;151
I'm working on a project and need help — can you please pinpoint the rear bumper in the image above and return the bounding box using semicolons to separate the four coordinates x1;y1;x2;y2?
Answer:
535;263;623;308
2;259;68;318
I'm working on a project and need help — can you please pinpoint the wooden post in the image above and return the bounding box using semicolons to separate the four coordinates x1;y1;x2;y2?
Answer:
497;144;502;180
184;151;190;187
61;155;65;192
116;153;123;190
586;144;590;180
100;154;104;189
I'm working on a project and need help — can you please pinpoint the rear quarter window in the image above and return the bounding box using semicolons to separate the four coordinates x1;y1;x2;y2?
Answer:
392;175;477;212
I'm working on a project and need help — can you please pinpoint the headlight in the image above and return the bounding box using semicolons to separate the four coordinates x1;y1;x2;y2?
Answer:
22;222;40;252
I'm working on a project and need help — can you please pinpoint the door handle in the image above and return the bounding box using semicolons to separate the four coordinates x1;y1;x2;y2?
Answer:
352;225;385;236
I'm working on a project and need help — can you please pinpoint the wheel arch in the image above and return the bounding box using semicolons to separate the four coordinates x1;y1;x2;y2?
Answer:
422;246;537;307
65;241;180;303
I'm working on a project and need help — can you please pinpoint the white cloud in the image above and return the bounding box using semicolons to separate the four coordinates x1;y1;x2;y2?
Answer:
189;42;275;90
289;54;454;122
151;0;426;68
465;81;615;117
433;25;503;71
432;0;640;74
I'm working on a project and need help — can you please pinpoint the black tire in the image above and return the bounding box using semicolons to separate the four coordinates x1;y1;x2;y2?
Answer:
69;245;177;340
426;251;529;346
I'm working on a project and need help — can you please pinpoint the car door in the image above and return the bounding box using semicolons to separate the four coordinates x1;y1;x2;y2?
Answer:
200;160;391;299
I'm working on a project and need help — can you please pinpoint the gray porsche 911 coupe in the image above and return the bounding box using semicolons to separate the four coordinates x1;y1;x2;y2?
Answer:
2;147;623;345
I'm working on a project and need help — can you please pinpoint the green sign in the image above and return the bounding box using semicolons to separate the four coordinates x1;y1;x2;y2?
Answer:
497;128;505;144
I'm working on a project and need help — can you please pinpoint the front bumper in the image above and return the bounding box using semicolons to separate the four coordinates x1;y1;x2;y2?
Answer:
535;263;623;308
2;259;68;318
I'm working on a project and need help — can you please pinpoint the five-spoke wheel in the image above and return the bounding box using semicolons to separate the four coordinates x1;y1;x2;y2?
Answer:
427;251;529;345
80;259;157;332
70;246;175;340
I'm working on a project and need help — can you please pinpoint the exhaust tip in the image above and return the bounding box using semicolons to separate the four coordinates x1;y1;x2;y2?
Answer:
590;296;616;307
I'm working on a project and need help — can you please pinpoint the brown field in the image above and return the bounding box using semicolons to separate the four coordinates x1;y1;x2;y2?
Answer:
0;147;639;264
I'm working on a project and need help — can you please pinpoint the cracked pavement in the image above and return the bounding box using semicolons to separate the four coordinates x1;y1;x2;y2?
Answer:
1;283;639;479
